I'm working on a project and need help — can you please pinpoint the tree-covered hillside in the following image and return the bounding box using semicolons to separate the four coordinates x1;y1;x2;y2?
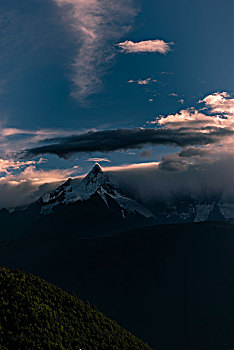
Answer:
0;267;153;350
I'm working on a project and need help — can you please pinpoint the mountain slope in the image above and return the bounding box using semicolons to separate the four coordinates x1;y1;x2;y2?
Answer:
39;163;154;219
1;163;234;244
2;222;234;349
0;164;156;242
0;267;153;350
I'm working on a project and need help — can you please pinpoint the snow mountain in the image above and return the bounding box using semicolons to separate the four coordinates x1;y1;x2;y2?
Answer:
0;164;156;242
1;164;234;243
39;163;155;219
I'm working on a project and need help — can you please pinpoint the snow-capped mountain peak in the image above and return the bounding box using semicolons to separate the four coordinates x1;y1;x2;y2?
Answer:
39;164;155;219
87;163;103;177
41;163;108;205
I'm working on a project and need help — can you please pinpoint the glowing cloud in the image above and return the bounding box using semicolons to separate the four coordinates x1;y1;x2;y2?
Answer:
201;92;234;116
0;165;80;209
85;157;111;163
117;39;172;54
1;165;79;185
0;158;45;175
152;92;234;130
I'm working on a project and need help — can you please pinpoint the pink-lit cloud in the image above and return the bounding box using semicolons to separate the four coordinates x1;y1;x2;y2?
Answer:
103;162;159;172
201;92;234;116
0;158;46;175
147;91;234;171
150;92;234;131
117;39;173;54
0;165;79;185
85;157;111;163
52;0;137;99
0;165;80;209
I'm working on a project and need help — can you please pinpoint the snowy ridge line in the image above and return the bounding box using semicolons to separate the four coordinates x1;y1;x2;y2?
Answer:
39;163;155;219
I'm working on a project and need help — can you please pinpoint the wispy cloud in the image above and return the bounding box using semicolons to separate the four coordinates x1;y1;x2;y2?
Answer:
1;165;79;186
85;157;111;163
0;165;80;209
0;158;45;175
139;149;152;158
117;39;173;54
0;124;96;157
103;162;159;172
52;0;137;100
128;78;158;85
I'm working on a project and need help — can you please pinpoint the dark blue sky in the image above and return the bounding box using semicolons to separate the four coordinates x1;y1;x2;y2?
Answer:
0;0;234;176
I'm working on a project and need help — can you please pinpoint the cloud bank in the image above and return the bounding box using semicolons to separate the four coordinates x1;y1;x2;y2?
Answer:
103;159;234;204
2;91;234;209
117;39;172;54
22;126;230;159
0;165;79;209
147;91;234;172
52;0;137;99
21;91;234;174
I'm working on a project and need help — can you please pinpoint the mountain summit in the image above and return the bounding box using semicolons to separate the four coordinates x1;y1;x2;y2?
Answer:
1;164;234;241
89;162;103;175
39;164;155;220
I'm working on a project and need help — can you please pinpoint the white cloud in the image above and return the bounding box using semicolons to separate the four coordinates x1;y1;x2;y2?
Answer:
85;157;111;163
0;165;79;185
152;92;234;131
0;158;45;175
128;77;157;85
0;165;80;209
103;162;159;172
117;39;173;54
147;91;234;172
52;0;137;99
201;92;234;116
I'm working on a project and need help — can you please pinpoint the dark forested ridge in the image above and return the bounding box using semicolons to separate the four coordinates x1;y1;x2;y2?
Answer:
0;267;152;350
1;222;234;349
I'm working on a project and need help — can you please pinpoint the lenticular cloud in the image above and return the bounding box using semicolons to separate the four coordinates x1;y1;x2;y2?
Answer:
53;0;137;100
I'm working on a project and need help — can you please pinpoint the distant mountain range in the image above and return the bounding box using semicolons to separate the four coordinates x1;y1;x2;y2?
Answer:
0;164;157;242
0;163;234;242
